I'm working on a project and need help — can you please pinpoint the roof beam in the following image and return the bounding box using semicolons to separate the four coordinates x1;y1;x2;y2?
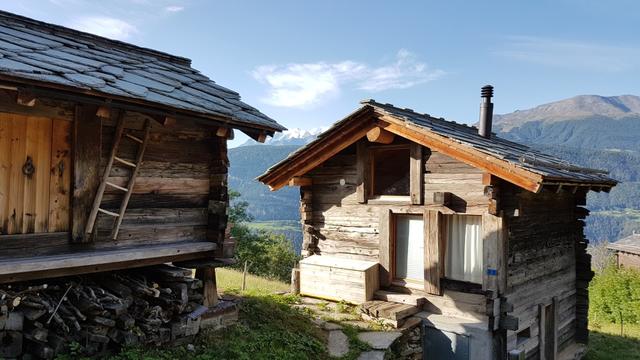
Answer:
366;127;395;144
261;113;377;190
376;115;544;193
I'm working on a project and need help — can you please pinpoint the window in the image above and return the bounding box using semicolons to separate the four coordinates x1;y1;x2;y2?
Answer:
370;147;410;197
394;214;424;282
444;215;483;284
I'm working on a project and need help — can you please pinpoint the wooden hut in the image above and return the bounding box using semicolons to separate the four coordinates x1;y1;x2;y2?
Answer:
607;234;640;269
0;11;284;284
259;88;616;360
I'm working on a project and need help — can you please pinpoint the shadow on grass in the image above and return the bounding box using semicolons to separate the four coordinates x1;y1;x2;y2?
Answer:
587;330;640;360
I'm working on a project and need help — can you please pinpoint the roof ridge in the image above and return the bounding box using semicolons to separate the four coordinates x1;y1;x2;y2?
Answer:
0;10;192;67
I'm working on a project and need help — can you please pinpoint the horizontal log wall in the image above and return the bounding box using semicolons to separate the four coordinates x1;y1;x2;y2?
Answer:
503;184;583;358
95;112;222;247
306;142;486;262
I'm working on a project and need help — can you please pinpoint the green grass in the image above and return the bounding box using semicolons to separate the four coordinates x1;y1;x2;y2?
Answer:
588;322;640;360
216;268;290;293
245;220;301;232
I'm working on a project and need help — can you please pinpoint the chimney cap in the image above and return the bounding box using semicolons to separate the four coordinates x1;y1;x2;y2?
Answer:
481;85;494;98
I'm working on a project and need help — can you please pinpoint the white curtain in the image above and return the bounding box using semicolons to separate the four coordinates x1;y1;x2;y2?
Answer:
395;215;424;281
445;215;483;284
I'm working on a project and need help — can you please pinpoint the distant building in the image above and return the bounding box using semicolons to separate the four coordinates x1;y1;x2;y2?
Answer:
608;234;640;269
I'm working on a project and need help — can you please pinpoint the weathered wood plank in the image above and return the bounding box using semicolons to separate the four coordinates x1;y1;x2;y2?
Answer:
6;115;26;234
72;104;101;243
48;119;71;232
410;143;423;205
424;209;441;295
0;114;11;233
356;140;369;203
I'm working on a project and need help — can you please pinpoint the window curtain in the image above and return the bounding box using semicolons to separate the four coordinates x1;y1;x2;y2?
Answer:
445;215;483;284
395;215;424;281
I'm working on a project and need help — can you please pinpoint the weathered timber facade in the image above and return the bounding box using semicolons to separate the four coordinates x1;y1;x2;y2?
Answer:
260;98;615;360
0;11;284;284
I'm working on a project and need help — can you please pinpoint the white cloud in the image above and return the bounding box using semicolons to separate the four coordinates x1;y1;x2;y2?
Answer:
495;36;640;72
252;50;444;108
165;5;184;12
67;16;138;40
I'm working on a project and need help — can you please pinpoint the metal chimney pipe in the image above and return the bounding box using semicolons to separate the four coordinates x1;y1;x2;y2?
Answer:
478;85;494;138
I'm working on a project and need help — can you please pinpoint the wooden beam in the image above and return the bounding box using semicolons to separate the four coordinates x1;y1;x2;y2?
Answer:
366;127;395;144
356;140;370;203
432;192;452;206
95;105;111;118
152;115;176;127
71;104;101;243
16;90;36;107
264;115;377;190
216;127;234;140
289;177;312;187
424;209;442;295
410;143;423;205
0;242;217;283
377;116;544;193
379;210;392;288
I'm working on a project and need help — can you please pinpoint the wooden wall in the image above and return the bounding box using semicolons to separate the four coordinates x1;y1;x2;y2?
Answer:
0;113;71;234
616;251;640;269
0;89;228;261
93;111;225;248
305;139;486;263
502;184;584;358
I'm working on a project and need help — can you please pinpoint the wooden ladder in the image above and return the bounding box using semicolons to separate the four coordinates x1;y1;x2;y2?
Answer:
85;111;152;240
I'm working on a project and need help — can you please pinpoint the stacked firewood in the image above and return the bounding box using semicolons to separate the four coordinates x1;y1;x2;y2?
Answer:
0;265;206;359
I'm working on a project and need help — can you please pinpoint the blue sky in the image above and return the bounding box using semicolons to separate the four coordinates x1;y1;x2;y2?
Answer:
3;0;639;146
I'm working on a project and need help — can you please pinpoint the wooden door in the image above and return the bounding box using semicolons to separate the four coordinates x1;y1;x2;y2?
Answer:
0;113;71;235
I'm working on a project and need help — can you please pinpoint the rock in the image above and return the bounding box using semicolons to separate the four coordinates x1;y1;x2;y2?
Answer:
323;322;343;331
328;330;350;357
358;350;386;360
357;331;403;350
186;344;195;352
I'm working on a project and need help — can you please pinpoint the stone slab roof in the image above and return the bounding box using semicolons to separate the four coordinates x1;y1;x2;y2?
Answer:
0;11;284;132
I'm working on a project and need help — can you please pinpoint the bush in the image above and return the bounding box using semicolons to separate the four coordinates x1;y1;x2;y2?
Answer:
590;264;640;325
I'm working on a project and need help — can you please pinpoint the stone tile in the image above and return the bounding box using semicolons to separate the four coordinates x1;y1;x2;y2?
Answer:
357;331;403;350
327;330;349;358
357;351;386;360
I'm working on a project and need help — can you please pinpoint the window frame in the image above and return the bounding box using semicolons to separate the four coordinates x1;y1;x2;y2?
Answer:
368;144;412;201
390;212;425;290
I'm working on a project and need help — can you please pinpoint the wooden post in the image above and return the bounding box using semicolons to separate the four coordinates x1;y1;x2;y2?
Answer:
424;209;442;295
242;261;248;291
196;267;219;307
410;143;423;205
291;264;300;295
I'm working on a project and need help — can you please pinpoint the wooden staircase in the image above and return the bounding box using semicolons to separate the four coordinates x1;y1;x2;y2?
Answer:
359;290;427;328
85;112;152;240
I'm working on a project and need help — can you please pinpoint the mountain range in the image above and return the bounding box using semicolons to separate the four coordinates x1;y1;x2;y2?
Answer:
229;95;640;245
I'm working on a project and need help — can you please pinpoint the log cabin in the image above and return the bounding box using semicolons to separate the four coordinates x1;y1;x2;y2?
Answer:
0;12;284;288
607;233;640;270
259;87;616;360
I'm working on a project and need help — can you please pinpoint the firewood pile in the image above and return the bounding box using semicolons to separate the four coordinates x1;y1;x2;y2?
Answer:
0;265;207;359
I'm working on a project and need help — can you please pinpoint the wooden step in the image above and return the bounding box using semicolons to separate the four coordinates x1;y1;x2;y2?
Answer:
374;290;427;307
114;156;137;168
105;181;128;192
360;299;420;324
124;133;144;143
98;208;120;217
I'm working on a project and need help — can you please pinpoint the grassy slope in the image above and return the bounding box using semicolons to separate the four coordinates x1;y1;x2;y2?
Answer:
588;322;640;360
216;268;290;293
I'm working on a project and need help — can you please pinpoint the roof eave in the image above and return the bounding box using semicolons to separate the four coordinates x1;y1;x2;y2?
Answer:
0;75;284;134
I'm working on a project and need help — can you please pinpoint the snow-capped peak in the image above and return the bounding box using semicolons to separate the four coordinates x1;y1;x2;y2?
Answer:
241;127;329;146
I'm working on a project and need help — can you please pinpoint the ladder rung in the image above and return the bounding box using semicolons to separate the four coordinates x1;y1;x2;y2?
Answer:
98;208;120;217
114;156;137;168
124;133;144;144
105;181;128;192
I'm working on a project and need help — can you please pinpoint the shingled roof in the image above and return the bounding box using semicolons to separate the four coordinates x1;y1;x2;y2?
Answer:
608;234;640;255
259;100;617;192
0;11;284;133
